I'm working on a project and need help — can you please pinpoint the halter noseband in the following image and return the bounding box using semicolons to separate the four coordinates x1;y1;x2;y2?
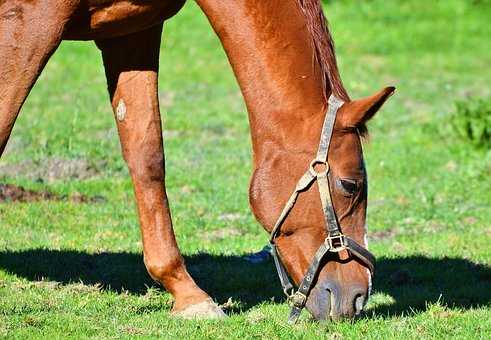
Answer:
269;94;376;324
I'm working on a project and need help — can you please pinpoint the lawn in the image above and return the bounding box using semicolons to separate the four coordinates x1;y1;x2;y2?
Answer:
1;0;490;338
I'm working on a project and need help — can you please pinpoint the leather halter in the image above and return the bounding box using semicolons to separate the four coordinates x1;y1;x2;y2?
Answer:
269;94;376;324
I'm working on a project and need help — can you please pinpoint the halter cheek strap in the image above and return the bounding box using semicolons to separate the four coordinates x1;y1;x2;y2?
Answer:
269;95;376;324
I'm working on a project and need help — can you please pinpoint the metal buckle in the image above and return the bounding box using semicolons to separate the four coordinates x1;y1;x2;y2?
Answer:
289;291;307;308
325;234;347;252
309;159;329;177
283;287;295;299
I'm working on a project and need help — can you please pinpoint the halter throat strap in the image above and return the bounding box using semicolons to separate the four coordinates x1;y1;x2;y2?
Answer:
269;94;376;324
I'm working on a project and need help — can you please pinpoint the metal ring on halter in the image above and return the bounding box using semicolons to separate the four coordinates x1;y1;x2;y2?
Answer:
309;159;330;177
290;291;308;308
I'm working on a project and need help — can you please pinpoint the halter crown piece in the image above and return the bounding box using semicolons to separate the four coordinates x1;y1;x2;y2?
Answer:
269;94;376;324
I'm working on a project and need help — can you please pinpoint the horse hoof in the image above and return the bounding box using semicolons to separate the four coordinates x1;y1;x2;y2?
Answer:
171;299;227;320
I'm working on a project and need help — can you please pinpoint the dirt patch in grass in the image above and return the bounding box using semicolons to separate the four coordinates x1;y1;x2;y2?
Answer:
0;158;104;182
0;183;105;203
159;90;175;109
218;213;243;221
369;229;399;241
204;227;244;241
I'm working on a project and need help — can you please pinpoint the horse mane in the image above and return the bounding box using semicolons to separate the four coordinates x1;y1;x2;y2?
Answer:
298;0;350;102
298;0;369;136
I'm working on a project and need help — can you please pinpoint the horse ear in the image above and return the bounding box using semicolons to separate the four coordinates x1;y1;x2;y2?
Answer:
340;86;396;128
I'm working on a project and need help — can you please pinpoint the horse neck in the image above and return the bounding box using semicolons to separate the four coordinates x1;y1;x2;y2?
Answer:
197;0;329;166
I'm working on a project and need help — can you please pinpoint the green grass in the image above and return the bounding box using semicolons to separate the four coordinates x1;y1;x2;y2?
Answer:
1;0;490;338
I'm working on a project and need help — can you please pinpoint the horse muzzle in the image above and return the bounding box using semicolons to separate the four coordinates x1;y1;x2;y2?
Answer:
306;280;368;321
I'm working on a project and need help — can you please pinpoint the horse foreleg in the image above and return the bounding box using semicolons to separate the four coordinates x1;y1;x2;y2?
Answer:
96;24;225;319
0;1;79;156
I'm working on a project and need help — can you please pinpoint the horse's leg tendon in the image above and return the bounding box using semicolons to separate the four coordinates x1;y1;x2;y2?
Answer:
0;1;79;156
96;24;225;319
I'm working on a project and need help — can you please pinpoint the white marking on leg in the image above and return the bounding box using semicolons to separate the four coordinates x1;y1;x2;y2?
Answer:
116;99;126;121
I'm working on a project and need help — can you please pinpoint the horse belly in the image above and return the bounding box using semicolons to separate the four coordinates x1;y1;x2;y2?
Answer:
64;0;186;40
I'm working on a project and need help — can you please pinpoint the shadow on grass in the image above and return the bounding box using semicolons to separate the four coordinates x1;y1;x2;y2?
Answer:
0;249;489;315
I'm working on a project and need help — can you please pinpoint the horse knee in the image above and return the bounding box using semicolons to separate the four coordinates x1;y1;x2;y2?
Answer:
125;150;164;184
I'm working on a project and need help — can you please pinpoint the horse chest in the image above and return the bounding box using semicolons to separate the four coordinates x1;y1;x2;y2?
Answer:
64;0;186;40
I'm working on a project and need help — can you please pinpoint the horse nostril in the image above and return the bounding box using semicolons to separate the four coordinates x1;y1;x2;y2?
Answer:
305;286;332;320
327;288;333;318
308;282;368;320
354;293;366;315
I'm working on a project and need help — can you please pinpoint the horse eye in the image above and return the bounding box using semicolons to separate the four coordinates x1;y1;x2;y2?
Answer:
337;179;358;195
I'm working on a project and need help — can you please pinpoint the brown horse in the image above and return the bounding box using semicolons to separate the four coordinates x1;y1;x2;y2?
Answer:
0;0;394;321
